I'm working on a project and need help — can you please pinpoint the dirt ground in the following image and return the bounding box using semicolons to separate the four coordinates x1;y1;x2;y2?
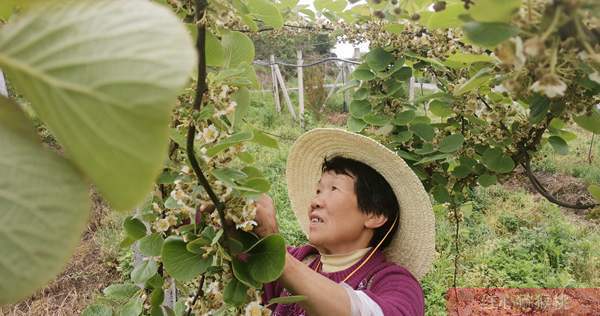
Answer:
502;166;599;227
0;192;121;316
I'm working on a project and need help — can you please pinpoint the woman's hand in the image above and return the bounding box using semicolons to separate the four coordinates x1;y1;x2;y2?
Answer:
254;194;279;238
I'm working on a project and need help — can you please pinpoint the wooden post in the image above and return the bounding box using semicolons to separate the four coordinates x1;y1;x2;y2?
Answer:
270;55;281;113
320;66;344;112
0;70;8;97
274;64;297;120
297;50;305;128
342;64;349;112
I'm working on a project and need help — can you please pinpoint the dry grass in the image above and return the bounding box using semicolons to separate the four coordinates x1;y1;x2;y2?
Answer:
0;191;122;316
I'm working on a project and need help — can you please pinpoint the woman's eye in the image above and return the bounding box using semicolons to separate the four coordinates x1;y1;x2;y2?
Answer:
331;186;338;191
316;189;321;194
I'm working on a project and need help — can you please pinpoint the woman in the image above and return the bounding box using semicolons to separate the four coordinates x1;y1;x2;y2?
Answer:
253;128;435;316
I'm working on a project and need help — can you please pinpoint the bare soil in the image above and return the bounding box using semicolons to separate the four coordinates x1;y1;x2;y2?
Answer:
0;192;121;316
501;166;599;227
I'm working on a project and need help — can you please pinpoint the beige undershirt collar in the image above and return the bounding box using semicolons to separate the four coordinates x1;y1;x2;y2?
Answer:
320;247;372;273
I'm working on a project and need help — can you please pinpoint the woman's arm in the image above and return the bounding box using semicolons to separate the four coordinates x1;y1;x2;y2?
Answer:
254;194;351;316
279;252;351;316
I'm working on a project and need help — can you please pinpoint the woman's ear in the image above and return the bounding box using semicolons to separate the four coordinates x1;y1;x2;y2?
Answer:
364;213;387;229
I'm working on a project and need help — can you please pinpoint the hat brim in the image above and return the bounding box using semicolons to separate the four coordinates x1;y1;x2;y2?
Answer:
286;128;435;280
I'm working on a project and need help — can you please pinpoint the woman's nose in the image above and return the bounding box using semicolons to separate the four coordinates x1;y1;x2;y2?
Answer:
310;195;322;209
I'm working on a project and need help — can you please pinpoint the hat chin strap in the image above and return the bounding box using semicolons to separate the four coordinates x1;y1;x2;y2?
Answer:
336;215;399;282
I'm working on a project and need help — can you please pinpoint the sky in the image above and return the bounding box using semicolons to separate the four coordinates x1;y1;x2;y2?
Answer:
297;0;369;59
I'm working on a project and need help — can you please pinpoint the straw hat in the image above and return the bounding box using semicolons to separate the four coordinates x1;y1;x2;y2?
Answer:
286;128;435;280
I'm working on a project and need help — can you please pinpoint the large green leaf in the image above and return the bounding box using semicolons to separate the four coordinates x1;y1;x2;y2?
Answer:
131;259;158;284
347;116;367;132
0;98;90;304
454;68;492;96
82;304;113;316
138;233;165;257
246;234;286;283
123;216;147;240
162;237;211;282
481;147;515;173
573;110;600;134
438;134;465;153
223;278;249;306
222;31;255;68
366;47;393;72
422;3;467;29
0;0;195;211
247;0;284;28
410;123;435;142
206;31;225;67
463;21;519;48
548;136;569;155
469;0;521;23
103;283;141;301
429;100;453;117
349;99;371;118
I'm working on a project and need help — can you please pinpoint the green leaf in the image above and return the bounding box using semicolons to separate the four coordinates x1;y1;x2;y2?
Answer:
150;288;165;307
362;113;390;126
445;53;497;68
438;134;465;153
410;123;435;141
548;136;569;155
238;178;271;195
139;233;165;257
529;94;550;124
247;0;284;28
104;284;140;301
119;298;143;316
0;98;90;305
212;167;247;187
478;174;497;187
162;237;211;282
393;110;416;125
463;21;519;48
223;278;249;306
432;185;451;203
131;259;159;284
353;88;369;100
222;31;255;67
349;99;371;118
383;24;404;34
469;0;521;23
573;110;600;134
232;87;251;130
207;131;253;157
453;68;492;96
82;304;113;316
268;295;307;305
482;148;515;173
429;100;453;117
588;184;600;202
393;67;412;81
206;31;225;67
123;216;147;241
347;116;367;132
414;143;436;155
352;69;375;81
251;129;278;149
232;257;261;288
366;47;393;72
0;0;195;212
246;234;286;283
186;237;210;254
238;152;255;164
422;3;467;29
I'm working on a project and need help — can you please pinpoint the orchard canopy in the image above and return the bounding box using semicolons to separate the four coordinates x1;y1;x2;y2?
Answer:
0;0;598;314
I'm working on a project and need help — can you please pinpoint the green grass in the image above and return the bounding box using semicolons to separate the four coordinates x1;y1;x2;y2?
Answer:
243;96;600;315
532;127;600;184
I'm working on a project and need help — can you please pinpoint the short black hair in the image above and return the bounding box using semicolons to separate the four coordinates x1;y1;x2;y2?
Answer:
321;156;400;249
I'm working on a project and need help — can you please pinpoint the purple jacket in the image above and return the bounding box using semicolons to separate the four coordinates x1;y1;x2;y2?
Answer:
262;245;425;315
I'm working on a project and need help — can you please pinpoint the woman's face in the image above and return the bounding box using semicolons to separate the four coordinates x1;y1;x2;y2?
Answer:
307;170;373;254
